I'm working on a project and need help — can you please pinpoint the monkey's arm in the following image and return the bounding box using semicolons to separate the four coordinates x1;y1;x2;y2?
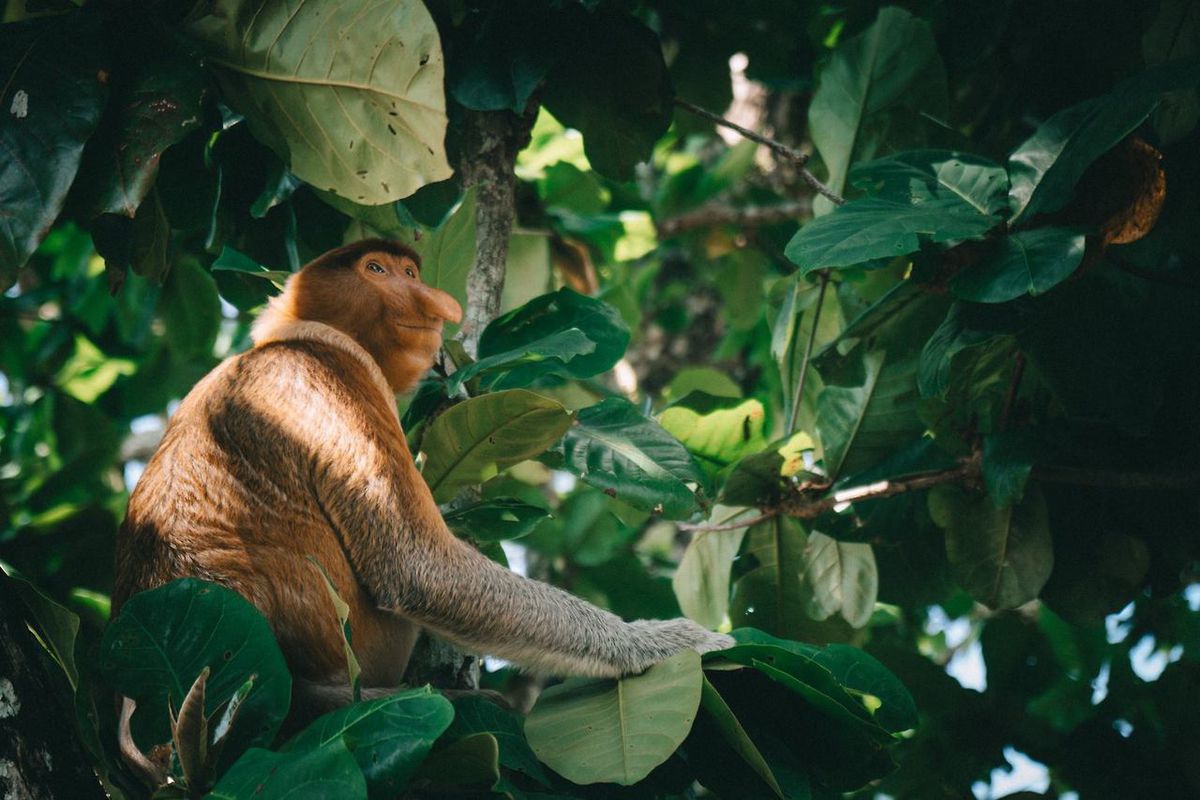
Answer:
301;365;730;677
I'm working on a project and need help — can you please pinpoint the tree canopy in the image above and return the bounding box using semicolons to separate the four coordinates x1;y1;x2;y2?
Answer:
1;0;1199;798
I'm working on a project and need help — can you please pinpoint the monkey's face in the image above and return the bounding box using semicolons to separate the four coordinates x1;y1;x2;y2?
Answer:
352;249;462;392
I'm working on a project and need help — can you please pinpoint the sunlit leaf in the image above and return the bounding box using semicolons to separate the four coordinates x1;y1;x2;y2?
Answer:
188;0;452;203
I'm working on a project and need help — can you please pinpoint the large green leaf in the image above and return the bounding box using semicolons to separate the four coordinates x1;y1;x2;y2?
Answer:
558;397;706;519
477;288;630;389
0;14;108;285
673;505;757;629
281;687;453;799
411;732;500;792
850;150;1010;215
728;631;918;734
71;24;207;218
690;676;786;799
443;2;555;113
445;328;596;395
704;639;898;790
541;8;673;181
1;567;80;689
525;650;703;785
816;348;924;481
950;227;1086;303
658;393;769;472
188;0;451;204
420;389;573;502
445;694;550;786
929;484;1054;609
1008;85;1157;225
729;516;808;639
98;579;292;769
785;195;998;272
210;742;366;800
797;532;878;629
807;6;947;215
160;258;221;359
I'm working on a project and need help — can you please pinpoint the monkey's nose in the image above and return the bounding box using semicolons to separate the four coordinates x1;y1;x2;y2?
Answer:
420;285;463;324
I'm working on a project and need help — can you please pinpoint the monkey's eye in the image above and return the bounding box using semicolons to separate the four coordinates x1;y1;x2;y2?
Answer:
405;267;416;278
366;261;385;274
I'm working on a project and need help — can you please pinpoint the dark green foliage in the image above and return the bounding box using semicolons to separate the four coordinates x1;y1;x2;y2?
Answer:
3;1;1200;798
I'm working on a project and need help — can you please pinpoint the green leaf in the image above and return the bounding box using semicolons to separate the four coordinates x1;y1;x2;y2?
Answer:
1;567;80;689
71;24;207;218
541;8;673;181
797;532;878;629
704;639;898;789
412;732;500;791
1008;85;1156;225
816;347;924;481
281;687;453;799
729;516;809;639
210;742;366;800
478;288;630;389
807;6;947;215
525;650;703;786
694;676;785;798
850;150;1010;215
160;258;220;359
982;430;1038;507
306;558;361;702
559;397;706;519
98;579;292;770
211;246;292;285
445;694;550;786
673;506;757;629
420;390;573;502
188;0;452;204
785;195;998;272
444;4;554;113
929;484;1054;609
446;328;597;396
0;14;108;286
719;433;818;508
442;498;551;542
659;393;768;472
951;227;1086;303
803;643;918;734
130;186;171;283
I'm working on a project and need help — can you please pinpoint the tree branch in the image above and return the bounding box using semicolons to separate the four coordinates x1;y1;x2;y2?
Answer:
674;98;845;206
454;106;537;357
677;452;1200;534
657;200;809;237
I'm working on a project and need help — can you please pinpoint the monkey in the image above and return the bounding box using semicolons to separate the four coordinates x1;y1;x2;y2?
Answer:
112;238;733;732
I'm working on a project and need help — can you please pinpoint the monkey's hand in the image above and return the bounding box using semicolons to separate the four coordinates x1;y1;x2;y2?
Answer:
622;618;736;675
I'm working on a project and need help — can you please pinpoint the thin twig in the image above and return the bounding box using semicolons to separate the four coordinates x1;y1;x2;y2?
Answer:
674;98;846;206
786;270;830;434
677;510;779;533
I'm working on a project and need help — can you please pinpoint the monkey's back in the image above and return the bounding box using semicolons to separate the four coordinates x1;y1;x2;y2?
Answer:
114;339;418;686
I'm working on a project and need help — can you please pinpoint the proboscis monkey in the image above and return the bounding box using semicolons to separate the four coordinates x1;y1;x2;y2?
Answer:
113;239;732;724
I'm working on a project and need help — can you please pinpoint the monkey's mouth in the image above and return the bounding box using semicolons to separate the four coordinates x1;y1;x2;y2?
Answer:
394;322;443;333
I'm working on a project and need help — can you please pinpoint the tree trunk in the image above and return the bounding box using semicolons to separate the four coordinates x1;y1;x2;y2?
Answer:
406;104;537;691
0;578;105;800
